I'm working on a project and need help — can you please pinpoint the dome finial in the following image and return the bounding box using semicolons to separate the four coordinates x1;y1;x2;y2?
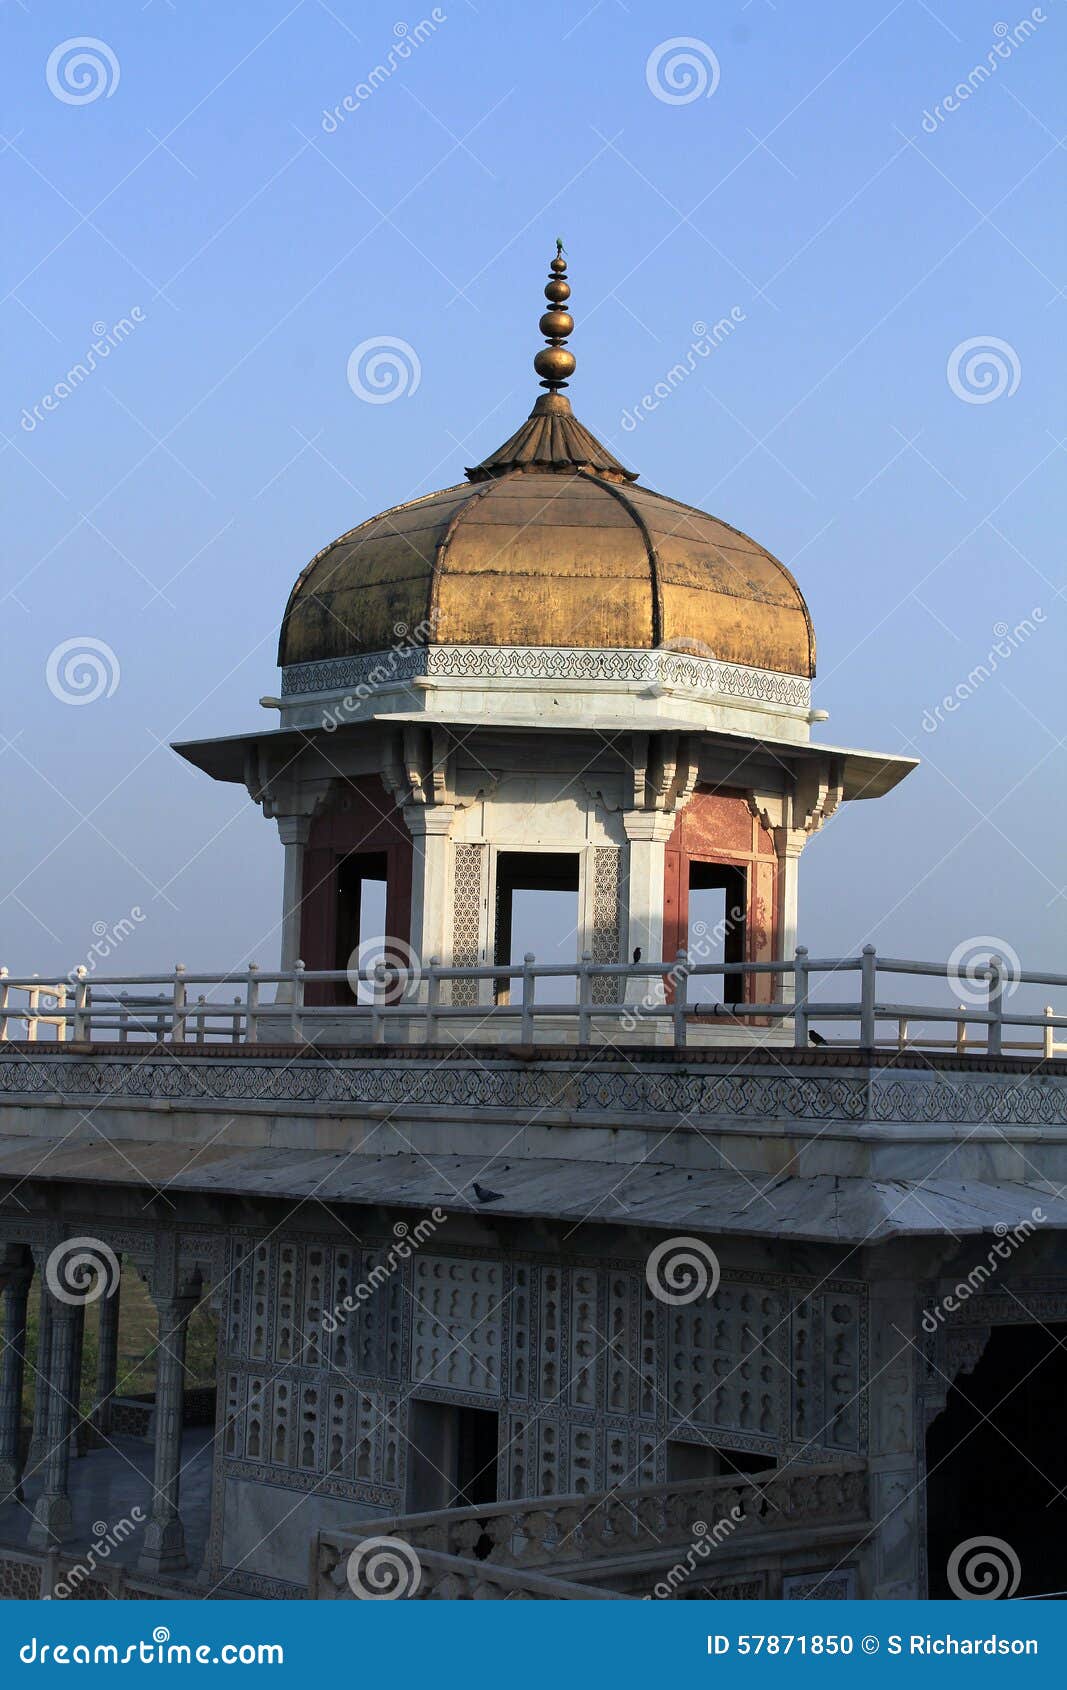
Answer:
534;239;576;392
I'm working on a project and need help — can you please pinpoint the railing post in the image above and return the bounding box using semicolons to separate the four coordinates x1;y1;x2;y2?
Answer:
371;962;387;1045
289;960;305;1044
578;951;593;1043
27;982;39;1043
245;963;259;1045
987;954;1003;1057
521;953;535;1044
119;991;130;1044
860;945;877;1050
56;983;68;1043
897;1016;908;1053
792;947;809;1048
1044;1004;1054;1062
426;957;441;1043
0;967;8;1041
231;997;241;1042
170;964;187;1044
672;950;689;1048
956;1004;967;1055
72;966;89;1042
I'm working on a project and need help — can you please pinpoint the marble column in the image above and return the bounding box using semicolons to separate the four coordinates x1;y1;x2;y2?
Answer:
27;1300;81;1547
621;812;674;1007
275;814;311;974
404;804;455;970
0;1266;32;1500
26;1277;54;1475
138;1291;195;1574
864;1274;923;1598
774;827;806;1006
93;1270;122;1439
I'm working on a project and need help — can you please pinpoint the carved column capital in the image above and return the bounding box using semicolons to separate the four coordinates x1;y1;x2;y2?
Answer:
275;812;313;848
403;803;456;840
621;810;676;844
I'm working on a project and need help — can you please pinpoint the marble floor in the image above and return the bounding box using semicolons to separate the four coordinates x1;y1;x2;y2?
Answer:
0;1428;215;1578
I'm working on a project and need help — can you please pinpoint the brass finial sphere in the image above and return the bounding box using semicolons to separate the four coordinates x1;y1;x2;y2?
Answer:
536;241;575;391
539;309;574;339
535;346;576;384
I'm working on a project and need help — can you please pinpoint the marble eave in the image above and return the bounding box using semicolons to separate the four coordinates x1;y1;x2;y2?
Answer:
0;1135;1060;1244
172;719;916;802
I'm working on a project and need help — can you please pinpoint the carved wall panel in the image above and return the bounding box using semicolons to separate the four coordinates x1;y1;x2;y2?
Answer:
450;842;485;1006
210;1229;868;1587
590;846;622;1004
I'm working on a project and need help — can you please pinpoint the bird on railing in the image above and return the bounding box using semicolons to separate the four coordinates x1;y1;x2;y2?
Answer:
632;946;642;964
471;1181;504;1204
809;1030;827;1047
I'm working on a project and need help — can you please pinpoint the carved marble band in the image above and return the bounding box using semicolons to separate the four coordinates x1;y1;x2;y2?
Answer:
281;645;812;710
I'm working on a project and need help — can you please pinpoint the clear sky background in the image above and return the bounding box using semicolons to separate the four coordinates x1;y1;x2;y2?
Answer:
2;0;1065;999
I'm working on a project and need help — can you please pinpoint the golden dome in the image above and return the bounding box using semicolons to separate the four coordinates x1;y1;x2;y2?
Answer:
278;249;815;680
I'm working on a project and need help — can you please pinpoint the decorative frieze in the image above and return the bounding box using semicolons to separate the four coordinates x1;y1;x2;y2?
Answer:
11;1050;1067;1131
280;645;813;711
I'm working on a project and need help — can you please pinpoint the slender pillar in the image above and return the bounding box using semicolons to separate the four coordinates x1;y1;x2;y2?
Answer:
0;1266;33;1500
138;1291;195;1574
26;1276;54;1474
621;812;674;1006
404;805;455;969
864;1272;923;1597
93;1269;122;1439
774;828;806;1006
27;1301;81;1547
276;814;311;973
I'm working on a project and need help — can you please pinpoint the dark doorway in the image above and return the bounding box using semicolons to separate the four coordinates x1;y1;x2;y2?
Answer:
926;1322;1067;1597
336;851;388;998
406;1401;500;1512
688;862;746;1005
666;1439;776;1482
494;851;580;1002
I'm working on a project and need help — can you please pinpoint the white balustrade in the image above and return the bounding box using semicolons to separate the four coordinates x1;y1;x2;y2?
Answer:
0;951;1064;1056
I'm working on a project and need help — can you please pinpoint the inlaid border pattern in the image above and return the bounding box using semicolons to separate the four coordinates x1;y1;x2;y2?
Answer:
6;1053;1067;1127
280;645;812;709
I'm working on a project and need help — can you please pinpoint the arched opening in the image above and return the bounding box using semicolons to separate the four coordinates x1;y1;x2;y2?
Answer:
926;1322;1067;1598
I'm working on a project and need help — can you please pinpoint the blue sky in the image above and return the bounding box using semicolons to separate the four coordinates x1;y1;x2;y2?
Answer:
2;0;1065;992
